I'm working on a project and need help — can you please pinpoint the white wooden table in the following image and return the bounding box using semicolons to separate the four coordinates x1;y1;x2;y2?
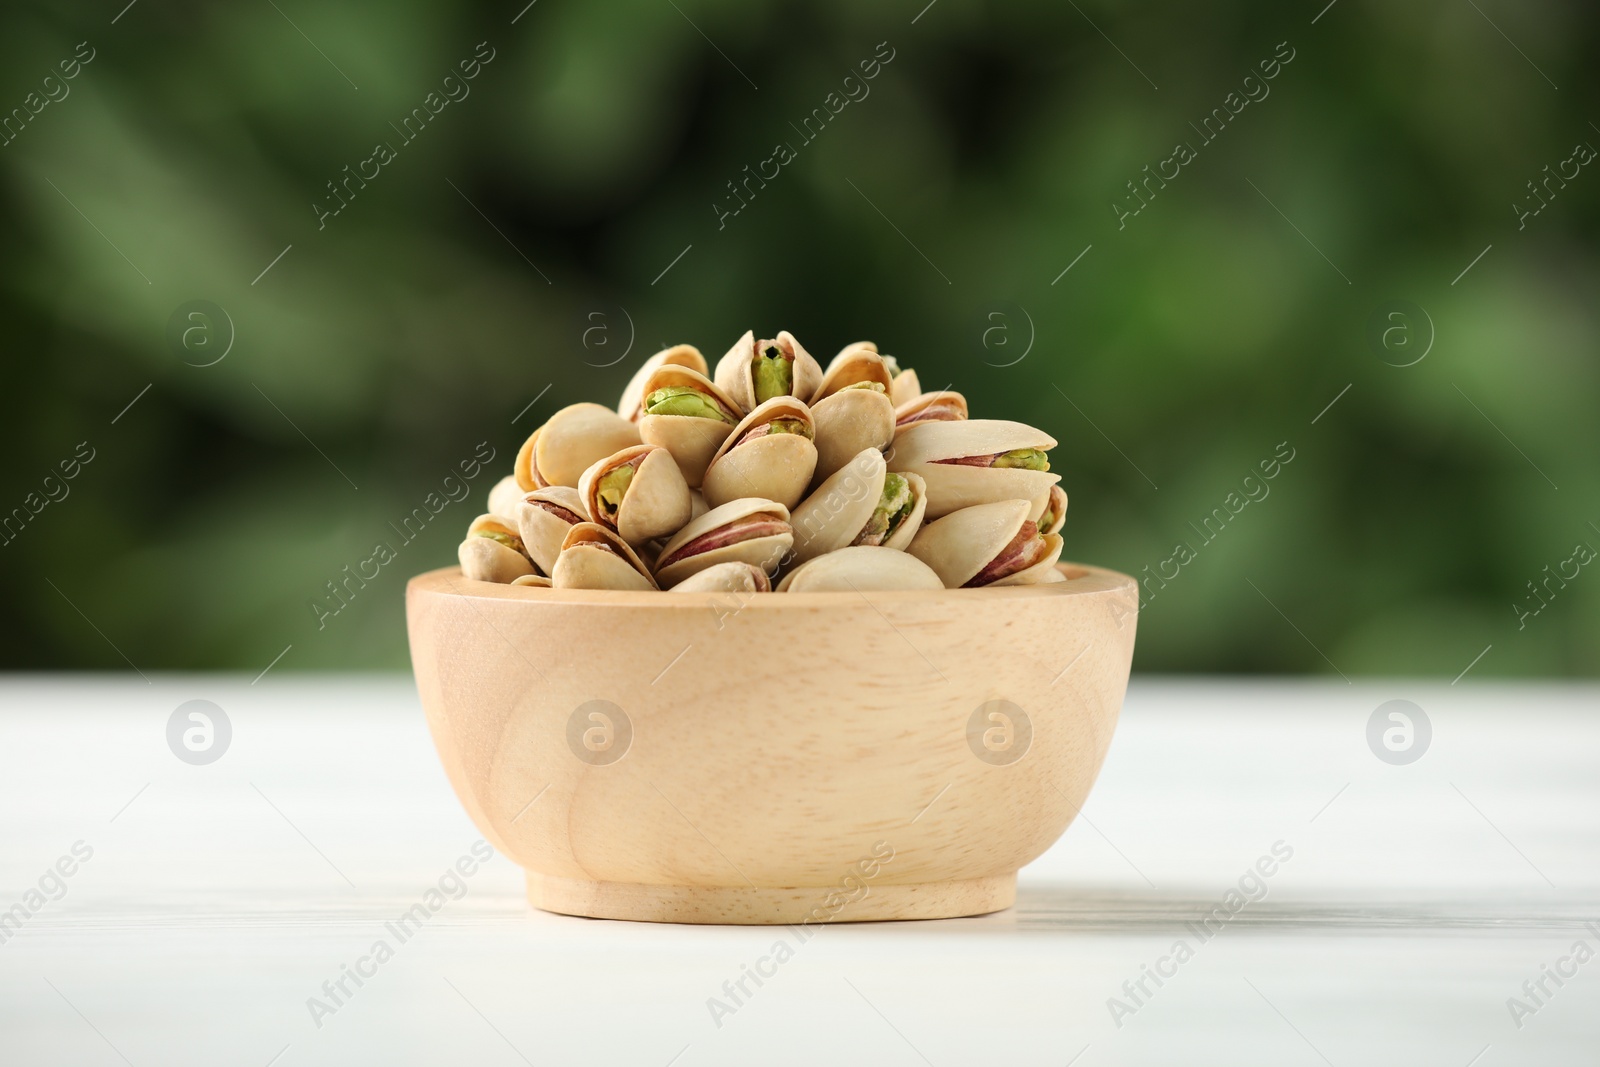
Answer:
2;677;1595;1066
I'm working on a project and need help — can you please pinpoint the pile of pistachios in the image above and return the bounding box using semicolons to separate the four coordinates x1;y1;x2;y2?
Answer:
458;332;1067;593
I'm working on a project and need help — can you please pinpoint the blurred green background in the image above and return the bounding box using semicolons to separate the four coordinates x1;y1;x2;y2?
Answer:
2;0;1595;676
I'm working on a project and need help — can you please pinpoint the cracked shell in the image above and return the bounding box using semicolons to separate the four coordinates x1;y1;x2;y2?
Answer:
515;403;641;491
907;499;1064;588
653;497;793;589
789;449;926;566
666;561;772;594
701;396;818;511
578;444;693;546
551;522;658;591
714;330;823;411
515;486;589;575
618;344;708;422
635;365;743;489
887;419;1060;519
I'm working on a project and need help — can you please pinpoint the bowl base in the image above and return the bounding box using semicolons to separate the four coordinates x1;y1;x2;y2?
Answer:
527;872;1016;925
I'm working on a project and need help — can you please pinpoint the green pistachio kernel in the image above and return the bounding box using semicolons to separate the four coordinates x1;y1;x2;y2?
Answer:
764;418;812;439
644;386;735;423
475;529;523;553
595;465;635;519
753;345;793;404
858;473;912;543
992;448;1050;471
1038;506;1056;531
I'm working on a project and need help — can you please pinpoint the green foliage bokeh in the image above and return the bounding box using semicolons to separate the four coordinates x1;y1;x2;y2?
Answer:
1;0;1596;676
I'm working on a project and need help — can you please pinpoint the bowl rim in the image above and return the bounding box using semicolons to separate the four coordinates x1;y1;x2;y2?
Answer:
408;561;1136;608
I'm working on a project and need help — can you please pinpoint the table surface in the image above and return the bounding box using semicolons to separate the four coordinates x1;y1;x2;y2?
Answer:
1;676;1596;1066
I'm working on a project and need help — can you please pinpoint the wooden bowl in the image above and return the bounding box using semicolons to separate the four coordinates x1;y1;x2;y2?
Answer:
406;562;1138;924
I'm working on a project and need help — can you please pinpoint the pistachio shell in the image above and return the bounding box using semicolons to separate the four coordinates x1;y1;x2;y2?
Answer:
887;419;1060;519
989;534;1065;587
713;330;823;410
809;388;895;487
618;344;708;422
578;444;692;545
552;522;658;591
776;545;943;592
458;529;536;584
906;499;1031;588
516;403;641;491
789;451;926;565
828;340;877;374
654;497;793;589
894;389;967;430
635;365;741;488
701;396;818;511
486;475;523;521
516;486;588;574
688;489;709;522
789;449;885;565
510;573;553;588
667;561;772;594
814;349;892;402
1033;484;1068;536
890;367;922;407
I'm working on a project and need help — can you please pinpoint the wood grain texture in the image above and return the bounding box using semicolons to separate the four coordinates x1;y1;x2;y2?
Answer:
406;562;1139;923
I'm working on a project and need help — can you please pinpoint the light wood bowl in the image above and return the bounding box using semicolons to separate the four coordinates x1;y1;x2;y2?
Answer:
406;562;1138;924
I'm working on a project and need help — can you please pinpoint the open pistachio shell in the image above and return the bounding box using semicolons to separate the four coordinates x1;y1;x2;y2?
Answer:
907;499;1027;588
1034;484;1068;536
908;499;1061;588
828;340;877;374
459;515;536;583
578;444;692;546
618;344;708;422
653;497;793;589
667;561;772;594
515;486;588;575
776;545;944;592
789;450;926;565
515;403;641;491
459;537;535;583
989;534;1065;587
701;396;818;511
814;348;893;402
887;419;1060;519
635;365;742;488
894;389;967;430
551;522;658;591
714;330;823;411
486;475;523;521
510;573;553;588
809;387;895;488
890;367;922;407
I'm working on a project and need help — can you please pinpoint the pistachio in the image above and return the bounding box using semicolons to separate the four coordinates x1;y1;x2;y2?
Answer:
887;419;1060;519
714;330;823;410
776;545;943;592
510;573;553;588
486;475;523;521
578;444;693;545
1035;484;1068;536
907;499;1064;588
701;396;818;511
619;344;708;422
653;497;793;589
667;560;772;594
789;449;926;565
894;390;967;430
644;386;736;422
459;514;537;583
515;403;641;491
636;365;744;488
551;522;658;591
515;485;589;574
